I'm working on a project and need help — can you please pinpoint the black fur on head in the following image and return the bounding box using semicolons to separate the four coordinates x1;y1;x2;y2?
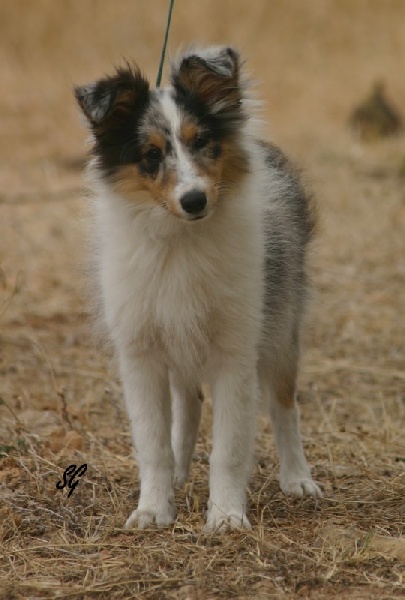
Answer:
74;65;150;175
74;64;149;125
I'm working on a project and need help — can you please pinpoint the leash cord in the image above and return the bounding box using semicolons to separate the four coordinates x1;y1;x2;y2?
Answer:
156;0;175;88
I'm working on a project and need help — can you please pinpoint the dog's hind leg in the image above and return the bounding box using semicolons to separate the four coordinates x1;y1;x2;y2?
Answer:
170;372;202;487
260;358;322;498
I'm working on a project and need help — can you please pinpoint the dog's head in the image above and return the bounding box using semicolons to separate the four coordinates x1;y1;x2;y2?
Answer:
75;47;250;221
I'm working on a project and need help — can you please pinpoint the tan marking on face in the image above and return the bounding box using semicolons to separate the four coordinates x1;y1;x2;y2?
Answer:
143;130;166;152
180;120;200;146
111;164;178;213
186;138;250;209
193;149;222;179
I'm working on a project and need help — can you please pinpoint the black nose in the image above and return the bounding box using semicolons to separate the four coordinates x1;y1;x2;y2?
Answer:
180;191;207;215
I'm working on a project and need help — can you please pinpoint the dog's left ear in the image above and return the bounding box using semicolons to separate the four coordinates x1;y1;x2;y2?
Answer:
74;66;149;127
171;47;242;115
74;81;115;125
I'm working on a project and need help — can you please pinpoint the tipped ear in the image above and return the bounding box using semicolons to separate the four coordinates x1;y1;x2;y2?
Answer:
74;82;115;124
171;47;242;113
74;66;149;126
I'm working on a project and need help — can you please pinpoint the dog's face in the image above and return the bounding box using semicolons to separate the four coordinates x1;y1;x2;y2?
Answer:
75;47;249;221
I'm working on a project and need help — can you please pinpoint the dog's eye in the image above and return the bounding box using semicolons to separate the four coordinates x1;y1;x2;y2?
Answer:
144;147;163;163
193;133;210;151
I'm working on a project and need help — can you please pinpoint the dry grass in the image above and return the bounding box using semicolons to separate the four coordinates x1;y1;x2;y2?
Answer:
1;1;404;598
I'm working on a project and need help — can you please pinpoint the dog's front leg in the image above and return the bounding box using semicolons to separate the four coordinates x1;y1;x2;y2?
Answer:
119;352;175;529
205;359;258;532
170;371;202;487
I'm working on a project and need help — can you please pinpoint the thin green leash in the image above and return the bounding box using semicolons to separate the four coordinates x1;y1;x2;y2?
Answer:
156;0;175;88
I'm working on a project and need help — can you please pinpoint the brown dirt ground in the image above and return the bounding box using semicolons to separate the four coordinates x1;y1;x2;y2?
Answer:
0;1;404;598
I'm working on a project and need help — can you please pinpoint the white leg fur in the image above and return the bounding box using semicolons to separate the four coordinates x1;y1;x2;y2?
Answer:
120;353;176;529
268;385;322;498
205;362;258;532
170;372;201;487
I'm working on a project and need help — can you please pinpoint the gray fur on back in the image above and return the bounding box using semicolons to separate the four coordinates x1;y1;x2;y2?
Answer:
257;140;316;362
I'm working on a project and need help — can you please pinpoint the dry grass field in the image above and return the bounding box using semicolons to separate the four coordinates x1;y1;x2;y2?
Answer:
1;1;404;598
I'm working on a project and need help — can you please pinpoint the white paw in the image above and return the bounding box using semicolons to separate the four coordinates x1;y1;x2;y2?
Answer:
125;503;175;529
204;503;252;533
280;475;323;498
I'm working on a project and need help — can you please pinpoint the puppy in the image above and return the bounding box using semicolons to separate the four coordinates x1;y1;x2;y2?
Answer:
75;46;322;531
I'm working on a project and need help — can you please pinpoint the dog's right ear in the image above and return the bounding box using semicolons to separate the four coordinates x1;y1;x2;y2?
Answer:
170;47;242;115
74;66;150;127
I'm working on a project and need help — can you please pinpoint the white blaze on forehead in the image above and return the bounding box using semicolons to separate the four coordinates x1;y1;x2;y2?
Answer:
159;90;207;197
158;89;182;135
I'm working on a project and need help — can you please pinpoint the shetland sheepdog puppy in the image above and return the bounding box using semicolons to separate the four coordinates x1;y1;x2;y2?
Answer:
75;46;322;532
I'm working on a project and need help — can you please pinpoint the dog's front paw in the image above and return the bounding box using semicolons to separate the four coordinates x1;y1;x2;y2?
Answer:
204;503;252;533
125;502;175;530
280;475;322;498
